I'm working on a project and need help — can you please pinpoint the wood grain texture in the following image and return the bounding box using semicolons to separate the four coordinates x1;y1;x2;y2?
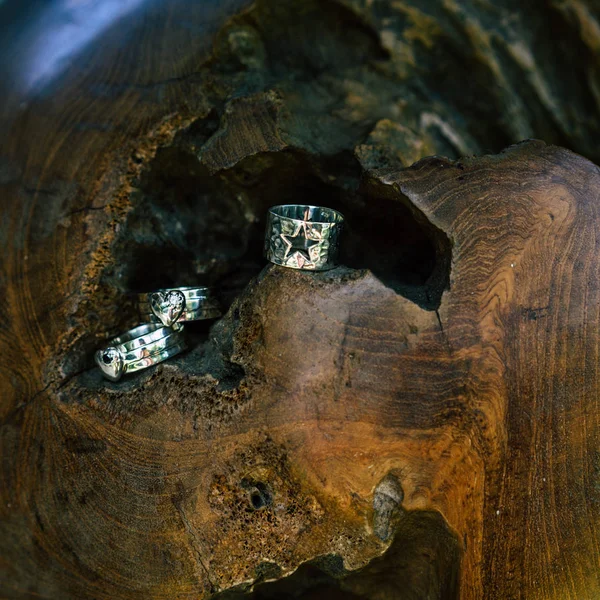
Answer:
2;0;600;598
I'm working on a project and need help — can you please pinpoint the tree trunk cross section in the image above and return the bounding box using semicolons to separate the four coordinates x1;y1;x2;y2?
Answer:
1;1;600;598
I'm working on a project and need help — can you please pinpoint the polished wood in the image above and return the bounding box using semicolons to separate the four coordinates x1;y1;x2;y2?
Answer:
2;1;600;598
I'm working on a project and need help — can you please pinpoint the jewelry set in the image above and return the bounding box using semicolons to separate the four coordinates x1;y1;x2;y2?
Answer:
95;204;344;381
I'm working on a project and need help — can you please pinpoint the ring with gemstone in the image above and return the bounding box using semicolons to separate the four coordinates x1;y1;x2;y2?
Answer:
95;323;186;382
137;287;221;327
264;204;344;271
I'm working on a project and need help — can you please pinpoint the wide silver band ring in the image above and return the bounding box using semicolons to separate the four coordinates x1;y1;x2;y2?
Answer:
137;286;221;327
264;204;344;271
95;323;186;382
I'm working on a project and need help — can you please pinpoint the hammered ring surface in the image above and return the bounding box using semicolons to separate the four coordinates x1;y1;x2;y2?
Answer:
264;204;344;271
138;287;221;327
95;323;186;382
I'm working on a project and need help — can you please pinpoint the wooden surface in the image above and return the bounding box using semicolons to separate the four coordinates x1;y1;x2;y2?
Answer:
2;1;600;598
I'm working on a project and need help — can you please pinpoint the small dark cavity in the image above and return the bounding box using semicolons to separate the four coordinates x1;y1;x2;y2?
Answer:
251;492;265;509
241;479;273;510
339;176;451;310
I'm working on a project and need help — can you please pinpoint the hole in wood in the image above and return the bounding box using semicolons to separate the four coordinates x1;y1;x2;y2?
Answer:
66;127;451;392
241;479;273;511
250;492;264;510
106;139;450;314
212;510;461;599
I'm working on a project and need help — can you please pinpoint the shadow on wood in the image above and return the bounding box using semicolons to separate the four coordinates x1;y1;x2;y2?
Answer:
216;510;461;600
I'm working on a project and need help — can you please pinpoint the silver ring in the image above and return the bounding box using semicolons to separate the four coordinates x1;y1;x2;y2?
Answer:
137;286;221;327
264;204;344;271
95;323;186;382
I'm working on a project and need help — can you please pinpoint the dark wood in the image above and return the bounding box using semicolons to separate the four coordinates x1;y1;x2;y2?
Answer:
2;1;600;599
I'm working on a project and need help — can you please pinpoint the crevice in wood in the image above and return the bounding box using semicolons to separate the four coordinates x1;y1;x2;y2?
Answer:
65;139;451;395
102;134;451;317
211;509;461;599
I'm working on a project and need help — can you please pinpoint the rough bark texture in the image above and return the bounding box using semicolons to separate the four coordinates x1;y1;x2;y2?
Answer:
2;1;600;599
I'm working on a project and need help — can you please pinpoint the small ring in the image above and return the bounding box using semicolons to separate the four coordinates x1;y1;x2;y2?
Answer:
137;286;221;327
264;204;344;271
95;323;186;382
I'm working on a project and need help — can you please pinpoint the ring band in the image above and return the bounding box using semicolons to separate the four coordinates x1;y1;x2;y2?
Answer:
137;287;221;327
95;323;186;382
264;204;344;271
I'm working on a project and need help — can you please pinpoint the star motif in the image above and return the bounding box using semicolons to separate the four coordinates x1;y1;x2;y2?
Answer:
281;222;322;268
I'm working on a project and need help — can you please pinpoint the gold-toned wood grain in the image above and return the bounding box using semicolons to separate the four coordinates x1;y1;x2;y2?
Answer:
2;0;600;598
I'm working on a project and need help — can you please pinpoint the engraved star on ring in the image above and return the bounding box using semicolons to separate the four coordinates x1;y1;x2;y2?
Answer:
265;204;344;271
280;216;322;269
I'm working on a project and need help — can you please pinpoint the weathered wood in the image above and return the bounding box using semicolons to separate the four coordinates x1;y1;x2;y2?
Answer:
2;1;600;599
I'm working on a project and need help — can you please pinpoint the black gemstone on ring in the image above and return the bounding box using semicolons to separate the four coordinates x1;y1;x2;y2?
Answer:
102;351;114;364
